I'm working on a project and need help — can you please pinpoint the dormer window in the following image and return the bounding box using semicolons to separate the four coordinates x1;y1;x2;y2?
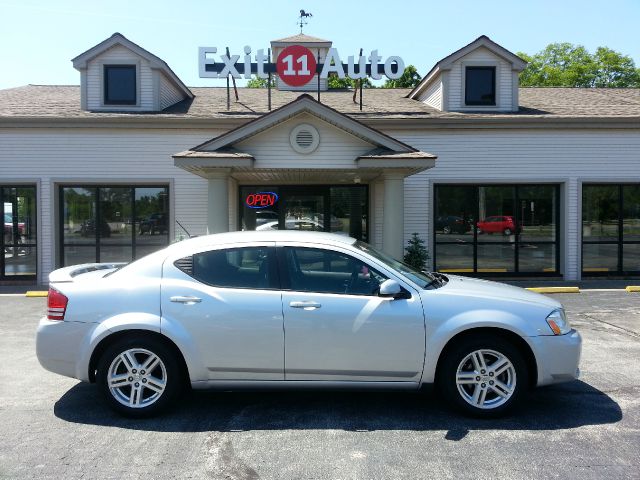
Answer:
104;65;136;105
465;66;495;106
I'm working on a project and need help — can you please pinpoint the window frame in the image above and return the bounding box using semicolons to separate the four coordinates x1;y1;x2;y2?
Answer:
58;184;170;267
464;65;497;106
103;64;138;106
433;183;561;277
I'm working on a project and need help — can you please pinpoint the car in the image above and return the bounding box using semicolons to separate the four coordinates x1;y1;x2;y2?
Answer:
435;215;471;234
36;231;581;418
256;218;324;231
476;215;521;235
4;212;25;238
139;213;167;235
79;218;111;238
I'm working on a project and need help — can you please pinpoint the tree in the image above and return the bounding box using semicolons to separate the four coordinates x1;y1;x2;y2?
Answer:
246;77;276;88
383;65;422;88
518;43;640;87
403;233;429;271
327;75;373;89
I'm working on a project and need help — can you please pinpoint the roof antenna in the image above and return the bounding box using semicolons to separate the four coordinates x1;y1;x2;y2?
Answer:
298;10;312;33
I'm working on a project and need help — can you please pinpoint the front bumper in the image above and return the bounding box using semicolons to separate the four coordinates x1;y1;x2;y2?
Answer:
529;329;582;386
36;317;96;381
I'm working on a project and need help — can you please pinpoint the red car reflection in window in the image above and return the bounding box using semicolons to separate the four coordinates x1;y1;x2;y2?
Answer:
476;216;521;235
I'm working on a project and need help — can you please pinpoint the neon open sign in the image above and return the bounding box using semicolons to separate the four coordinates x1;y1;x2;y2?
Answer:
245;192;279;209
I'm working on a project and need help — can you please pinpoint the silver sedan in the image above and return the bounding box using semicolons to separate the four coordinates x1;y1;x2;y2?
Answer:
36;231;581;417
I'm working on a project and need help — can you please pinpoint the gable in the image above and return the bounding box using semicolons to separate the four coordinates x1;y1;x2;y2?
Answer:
235;112;376;169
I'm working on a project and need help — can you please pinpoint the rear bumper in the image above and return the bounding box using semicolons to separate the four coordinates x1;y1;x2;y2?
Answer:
36;317;96;381
529;329;582;386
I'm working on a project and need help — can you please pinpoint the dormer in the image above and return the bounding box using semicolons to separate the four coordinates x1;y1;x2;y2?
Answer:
270;33;332;92
72;33;193;112
407;35;527;113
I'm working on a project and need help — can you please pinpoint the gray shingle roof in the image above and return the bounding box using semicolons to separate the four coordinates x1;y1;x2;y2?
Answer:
0;85;639;121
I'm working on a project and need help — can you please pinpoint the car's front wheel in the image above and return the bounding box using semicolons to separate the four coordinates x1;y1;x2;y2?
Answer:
437;335;528;417
96;337;183;417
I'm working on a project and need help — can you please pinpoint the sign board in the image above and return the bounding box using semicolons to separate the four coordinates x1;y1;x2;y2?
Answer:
245;192;279;209
199;45;405;87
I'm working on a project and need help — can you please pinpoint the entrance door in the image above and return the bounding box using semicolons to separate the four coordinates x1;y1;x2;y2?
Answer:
240;185;369;241
281;189;326;233
1;186;37;280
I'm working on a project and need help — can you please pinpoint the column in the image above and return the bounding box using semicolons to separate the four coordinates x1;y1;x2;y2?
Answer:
382;172;405;260
206;170;230;234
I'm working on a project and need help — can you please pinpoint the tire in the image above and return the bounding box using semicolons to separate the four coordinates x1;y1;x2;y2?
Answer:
96;336;183;417
443;225;451;234
437;335;528;417
503;228;513;236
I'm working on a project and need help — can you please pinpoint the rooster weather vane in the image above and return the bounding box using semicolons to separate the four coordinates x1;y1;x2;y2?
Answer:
298;10;312;33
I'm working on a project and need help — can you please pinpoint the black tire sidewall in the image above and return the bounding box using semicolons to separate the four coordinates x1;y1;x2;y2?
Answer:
96;336;182;417
438;335;529;417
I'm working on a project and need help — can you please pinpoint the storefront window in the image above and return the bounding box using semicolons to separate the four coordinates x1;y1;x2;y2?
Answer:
2;186;37;279
582;184;640;275
60;185;169;266
240;185;368;242
434;184;559;275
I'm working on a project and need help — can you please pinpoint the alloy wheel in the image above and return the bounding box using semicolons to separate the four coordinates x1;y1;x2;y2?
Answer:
107;348;167;408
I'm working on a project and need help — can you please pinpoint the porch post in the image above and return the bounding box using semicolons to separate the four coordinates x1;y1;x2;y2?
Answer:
382;171;405;260
206;169;230;234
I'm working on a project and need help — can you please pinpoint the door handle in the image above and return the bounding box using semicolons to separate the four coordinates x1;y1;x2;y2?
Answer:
289;301;322;310
170;295;202;304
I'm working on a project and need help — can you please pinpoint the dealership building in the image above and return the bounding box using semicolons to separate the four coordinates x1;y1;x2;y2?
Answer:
0;32;639;285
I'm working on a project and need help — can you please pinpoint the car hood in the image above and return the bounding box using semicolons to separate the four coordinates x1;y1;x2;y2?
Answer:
439;275;562;311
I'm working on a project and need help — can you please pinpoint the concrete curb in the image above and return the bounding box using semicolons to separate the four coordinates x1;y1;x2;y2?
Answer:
526;287;580;294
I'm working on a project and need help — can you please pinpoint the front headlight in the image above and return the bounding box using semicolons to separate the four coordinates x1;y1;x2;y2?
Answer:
546;308;571;335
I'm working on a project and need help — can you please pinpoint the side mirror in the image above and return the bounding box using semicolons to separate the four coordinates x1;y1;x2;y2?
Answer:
378;279;410;299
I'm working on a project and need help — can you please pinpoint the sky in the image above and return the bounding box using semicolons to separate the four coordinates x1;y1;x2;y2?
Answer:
0;0;639;90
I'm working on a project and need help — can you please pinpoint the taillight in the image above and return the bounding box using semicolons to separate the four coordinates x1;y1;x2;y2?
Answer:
47;288;68;321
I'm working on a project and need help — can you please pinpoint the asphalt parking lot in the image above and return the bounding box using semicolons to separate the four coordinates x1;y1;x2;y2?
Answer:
0;290;638;480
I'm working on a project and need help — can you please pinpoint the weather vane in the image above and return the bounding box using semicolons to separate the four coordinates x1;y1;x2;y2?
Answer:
298;10;312;33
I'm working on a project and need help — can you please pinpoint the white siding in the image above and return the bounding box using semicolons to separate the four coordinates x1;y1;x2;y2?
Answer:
0;128;223;282
417;74;443;110
86;45;155;111
385;128;640;279
447;47;513;112
159;73;185;110
235;113;374;168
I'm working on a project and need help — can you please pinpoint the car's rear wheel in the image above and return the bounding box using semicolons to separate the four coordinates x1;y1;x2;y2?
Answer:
96;337;182;417
437;335;528;417
443;225;451;234
503;228;513;235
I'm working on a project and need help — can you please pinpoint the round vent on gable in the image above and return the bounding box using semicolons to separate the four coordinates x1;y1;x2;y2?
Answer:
290;124;320;154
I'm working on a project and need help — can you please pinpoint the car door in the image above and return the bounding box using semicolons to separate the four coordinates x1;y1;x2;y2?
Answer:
161;243;284;380
278;244;426;383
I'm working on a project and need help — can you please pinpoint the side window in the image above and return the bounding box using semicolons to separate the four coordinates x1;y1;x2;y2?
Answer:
178;247;274;289
284;247;387;295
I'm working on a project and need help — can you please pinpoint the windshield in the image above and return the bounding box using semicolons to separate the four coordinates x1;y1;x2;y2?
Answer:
353;240;443;289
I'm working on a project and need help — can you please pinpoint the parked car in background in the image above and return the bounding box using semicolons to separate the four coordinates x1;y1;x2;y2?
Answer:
477;215;521;235
36;231;581;419
139;213;167;235
435;215;471;234
79;219;111;238
3;212;25;238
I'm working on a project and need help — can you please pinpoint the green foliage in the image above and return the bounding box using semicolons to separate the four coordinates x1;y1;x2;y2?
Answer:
403;233;430;271
518;43;640;87
383;65;422;89
246;77;276;88
327;75;373;89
